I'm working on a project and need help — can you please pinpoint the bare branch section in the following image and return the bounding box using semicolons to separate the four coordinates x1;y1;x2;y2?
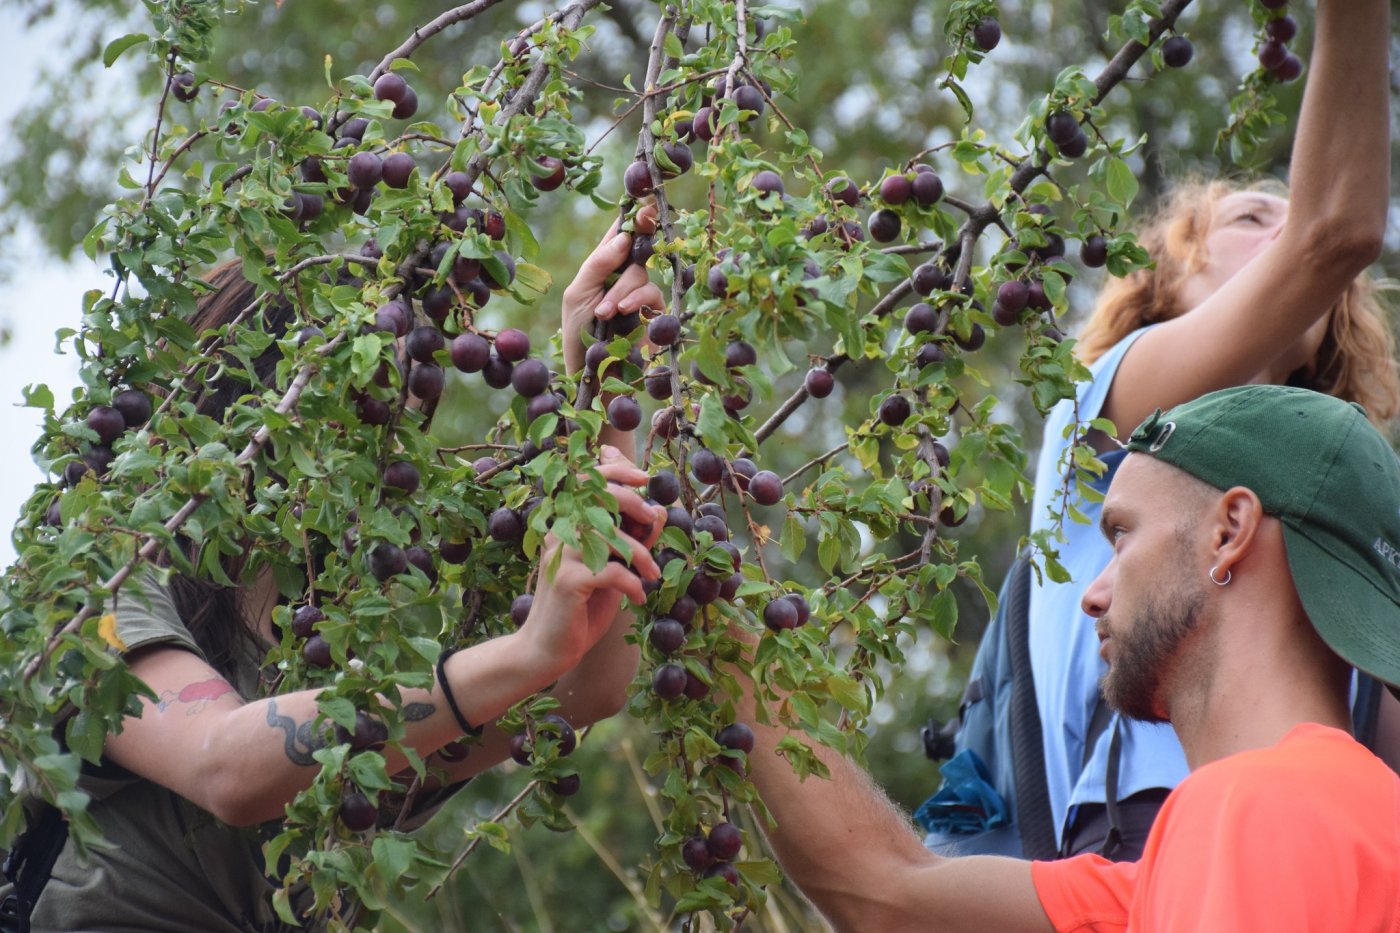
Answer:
425;723;595;898
369;0;512;83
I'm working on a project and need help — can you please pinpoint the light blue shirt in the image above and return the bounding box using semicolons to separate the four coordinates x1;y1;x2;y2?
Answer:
1027;328;1190;845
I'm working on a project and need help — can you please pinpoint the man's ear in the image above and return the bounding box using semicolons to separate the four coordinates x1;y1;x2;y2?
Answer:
1209;486;1265;577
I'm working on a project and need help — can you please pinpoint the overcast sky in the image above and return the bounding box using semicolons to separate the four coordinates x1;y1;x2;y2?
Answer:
0;9;106;567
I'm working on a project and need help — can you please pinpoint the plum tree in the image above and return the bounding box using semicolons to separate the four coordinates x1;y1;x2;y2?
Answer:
0;0;1310;927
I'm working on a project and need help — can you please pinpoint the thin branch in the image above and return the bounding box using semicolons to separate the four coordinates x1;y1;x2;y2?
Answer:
147;129;209;193
141;52;178;207
781;443;848;486
369;0;513;83
426;777;539;900
880;241;942;257
751;278;912;446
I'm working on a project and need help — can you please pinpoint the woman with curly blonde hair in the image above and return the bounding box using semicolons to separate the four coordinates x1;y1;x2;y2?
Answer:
1077;178;1397;422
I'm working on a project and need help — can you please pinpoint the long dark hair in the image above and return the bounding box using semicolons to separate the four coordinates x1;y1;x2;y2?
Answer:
167;259;303;680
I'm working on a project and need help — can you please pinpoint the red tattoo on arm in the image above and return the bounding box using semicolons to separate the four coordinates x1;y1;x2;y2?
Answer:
154;678;238;715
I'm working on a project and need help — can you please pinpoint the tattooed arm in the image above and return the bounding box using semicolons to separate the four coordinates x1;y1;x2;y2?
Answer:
106;608;618;827
103;458;663;827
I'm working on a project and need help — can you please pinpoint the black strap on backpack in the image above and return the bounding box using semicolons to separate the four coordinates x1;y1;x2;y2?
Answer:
1004;554;1059;860
1;801;68;933
1098;719;1125;860
1354;673;1383;750
1051;685;1121;859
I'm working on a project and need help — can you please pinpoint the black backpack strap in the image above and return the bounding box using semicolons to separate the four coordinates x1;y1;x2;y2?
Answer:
1354;672;1383;750
2;801;68;932
1081;697;1113;772
1098;719;1124;860
1056;682;1118;858
1005;554;1058;860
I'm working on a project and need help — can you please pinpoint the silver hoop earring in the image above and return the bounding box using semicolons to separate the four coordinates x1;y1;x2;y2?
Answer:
1209;565;1231;587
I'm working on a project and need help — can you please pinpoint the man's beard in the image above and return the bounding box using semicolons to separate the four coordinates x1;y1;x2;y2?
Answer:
1100;583;1206;724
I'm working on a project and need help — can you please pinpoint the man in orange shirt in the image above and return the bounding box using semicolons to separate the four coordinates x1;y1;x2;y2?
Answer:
734;384;1400;931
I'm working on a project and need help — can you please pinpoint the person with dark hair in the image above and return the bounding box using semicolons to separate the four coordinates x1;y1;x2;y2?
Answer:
12;219;666;931
733;384;1400;931
950;0;1397;861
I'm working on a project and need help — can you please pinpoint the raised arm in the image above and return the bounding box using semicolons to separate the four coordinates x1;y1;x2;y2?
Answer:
727;647;1052;932
1102;0;1389;437
103;457;666;827
549;207;667;721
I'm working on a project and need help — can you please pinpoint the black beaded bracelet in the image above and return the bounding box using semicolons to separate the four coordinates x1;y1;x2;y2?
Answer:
436;648;484;739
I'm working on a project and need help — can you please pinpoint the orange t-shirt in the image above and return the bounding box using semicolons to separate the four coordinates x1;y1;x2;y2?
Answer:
1031;723;1400;932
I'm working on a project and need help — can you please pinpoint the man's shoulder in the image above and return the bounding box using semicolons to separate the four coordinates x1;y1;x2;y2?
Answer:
1177;723;1398;818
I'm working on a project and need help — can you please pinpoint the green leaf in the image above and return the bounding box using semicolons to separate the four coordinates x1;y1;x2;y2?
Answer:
826;674;868;714
319;695;358;730
65;711;107;763
1105;157;1139;209
22;384;54;411
474;821;511;853
513;262;552;297
925;588;958;639
696;395;727;445
103;33;149;68
780;511;806;562
371;835;419;881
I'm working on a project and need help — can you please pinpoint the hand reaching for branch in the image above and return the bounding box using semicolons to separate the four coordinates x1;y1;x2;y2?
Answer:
519;448;666;673
561;203;663;374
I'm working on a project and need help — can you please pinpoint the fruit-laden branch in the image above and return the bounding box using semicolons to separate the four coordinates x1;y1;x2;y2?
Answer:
749;0;1195;451
635;11;689;442
638;11;682;249
571;0;685;419
1002;0;1194;199
1091;0;1194;106
480;2;609;102
454;0;606;163
719;0;752;142
146;252;379;427
23;340;342;683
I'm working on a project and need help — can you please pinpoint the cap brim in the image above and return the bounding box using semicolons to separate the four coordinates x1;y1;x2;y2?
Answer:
1284;525;1400;689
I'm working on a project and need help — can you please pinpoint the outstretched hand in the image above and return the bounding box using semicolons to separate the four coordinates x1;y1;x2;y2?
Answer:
560;203;664;374
519;447;666;674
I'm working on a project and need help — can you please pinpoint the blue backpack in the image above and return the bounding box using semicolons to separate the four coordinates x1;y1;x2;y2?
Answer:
915;554;1058;858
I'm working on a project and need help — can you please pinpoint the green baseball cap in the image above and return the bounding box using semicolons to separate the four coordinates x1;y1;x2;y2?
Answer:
1126;385;1400;687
